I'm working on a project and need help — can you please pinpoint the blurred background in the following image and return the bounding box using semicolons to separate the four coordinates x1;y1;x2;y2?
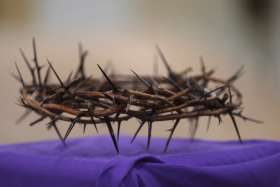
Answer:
0;0;279;143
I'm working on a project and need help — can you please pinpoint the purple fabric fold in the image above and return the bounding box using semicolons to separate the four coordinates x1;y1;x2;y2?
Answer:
0;136;280;187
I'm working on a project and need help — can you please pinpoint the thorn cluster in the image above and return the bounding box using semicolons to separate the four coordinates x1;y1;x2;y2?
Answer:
14;39;263;153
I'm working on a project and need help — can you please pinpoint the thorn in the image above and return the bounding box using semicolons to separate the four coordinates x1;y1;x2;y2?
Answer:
228;83;233;104
163;119;180;152
47;60;64;88
130;120;145;143
228;66;245;83
16;110;31;124
117;121;121;142
51;121;66;146
15;102;25;108
229;113;243;144
19;48;37;85
29;115;47;126
64;115;80;141
66;71;73;84
217;115;222;125
190;118;199;140
147;121;152;150
15;97;26;107
92;119;98;133
115;113;121;141
206;116;211;132
88;105;98;133
32;38;42;87
43;66;51;85
200;56;206;74
131;70;152;89
46;116;60;127
83;123;87;135
47;60;71;95
14;62;26;87
11;73;20;82
74;43;88;79
97;64;118;92
88;103;98;134
155;45;173;77
104;118;119;153
91;117;98;134
232;112;263;124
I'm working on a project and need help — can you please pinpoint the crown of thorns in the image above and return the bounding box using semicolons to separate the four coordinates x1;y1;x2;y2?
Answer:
13;39;262;153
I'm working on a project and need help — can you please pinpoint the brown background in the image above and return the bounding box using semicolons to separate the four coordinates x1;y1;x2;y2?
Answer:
0;0;279;143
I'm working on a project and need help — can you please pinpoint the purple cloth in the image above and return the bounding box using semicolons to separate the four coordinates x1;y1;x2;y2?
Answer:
0;136;280;187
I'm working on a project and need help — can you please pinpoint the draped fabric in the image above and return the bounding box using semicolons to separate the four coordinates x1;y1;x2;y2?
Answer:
0;136;280;187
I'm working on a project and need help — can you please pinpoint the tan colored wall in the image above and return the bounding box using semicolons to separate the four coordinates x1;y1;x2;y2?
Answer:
0;0;279;143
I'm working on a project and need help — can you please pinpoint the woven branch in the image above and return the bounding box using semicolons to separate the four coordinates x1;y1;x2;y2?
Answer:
14;39;262;153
